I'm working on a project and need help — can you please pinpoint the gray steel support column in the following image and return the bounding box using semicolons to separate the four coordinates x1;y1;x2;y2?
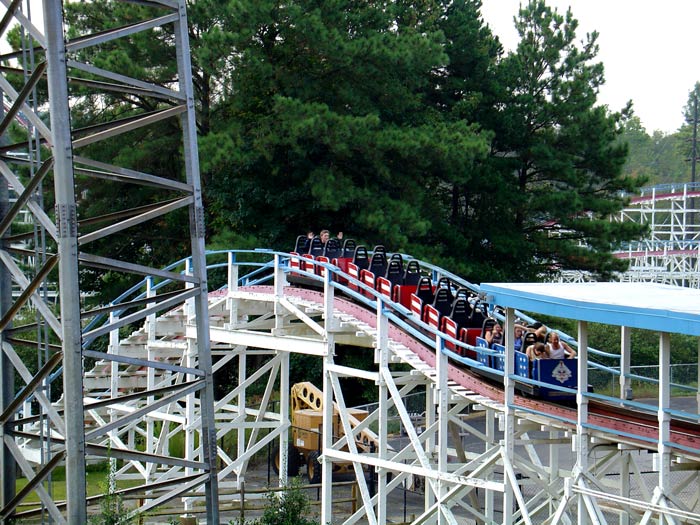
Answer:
0;146;15;511
173;1;219;521
43;0;87;521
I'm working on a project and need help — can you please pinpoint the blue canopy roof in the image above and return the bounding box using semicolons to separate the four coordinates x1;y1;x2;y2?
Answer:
480;282;700;336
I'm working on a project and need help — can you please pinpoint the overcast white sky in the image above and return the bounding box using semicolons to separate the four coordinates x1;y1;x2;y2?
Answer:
480;1;700;135
5;1;697;135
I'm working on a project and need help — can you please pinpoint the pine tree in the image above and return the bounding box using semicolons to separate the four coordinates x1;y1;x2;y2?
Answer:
201;0;491;251
469;1;645;280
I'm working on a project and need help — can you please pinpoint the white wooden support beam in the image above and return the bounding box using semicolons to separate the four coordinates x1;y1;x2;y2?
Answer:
377;298;389;525
502;308;516;525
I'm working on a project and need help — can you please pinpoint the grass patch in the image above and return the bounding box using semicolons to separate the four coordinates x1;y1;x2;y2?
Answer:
15;464;142;504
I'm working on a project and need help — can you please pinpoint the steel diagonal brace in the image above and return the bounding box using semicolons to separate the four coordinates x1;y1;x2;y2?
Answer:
82;349;203;377
68;66;184;103
1;437;66;523
0;350;62;425
78;196;192;245
0;0;45;47
87;443;202;471
85;380;204;440
0;156;53;237
552;471;610;525
73;155;191;191
0;0;22;36
0;61;45;138
0;253;58;332
0;74;52;141
617;486;688;525
79;252;198;283
67;57;179;98
549;477;574;525
72;105;186;150
78;381;198;415
1;342;66;435
85;410;149;478
0;162;59;240
66;13;179;53
135;473;209;516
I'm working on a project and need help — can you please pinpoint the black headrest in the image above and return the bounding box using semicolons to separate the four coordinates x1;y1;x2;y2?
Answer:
342;239;357;258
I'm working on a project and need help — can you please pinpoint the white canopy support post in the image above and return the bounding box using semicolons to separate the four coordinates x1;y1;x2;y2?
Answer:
577;320;590;525
620;325;632;400
227;252;239;327
658;332;671;494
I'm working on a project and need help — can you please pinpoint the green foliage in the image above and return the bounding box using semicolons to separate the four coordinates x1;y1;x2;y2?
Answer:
41;0;655;301
201;0;490;252
460;0;646;281
88;466;135;525
232;479;317;525
620;116;687;186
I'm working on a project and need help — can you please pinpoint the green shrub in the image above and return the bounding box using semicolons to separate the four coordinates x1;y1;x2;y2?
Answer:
231;478;317;525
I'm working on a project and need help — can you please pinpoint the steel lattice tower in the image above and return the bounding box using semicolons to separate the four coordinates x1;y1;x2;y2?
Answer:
0;1;219;522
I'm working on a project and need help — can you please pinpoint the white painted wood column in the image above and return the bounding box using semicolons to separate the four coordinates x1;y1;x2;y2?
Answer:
620;449;631;525
485;408;495;521
237;345;247;487
320;266;336;524
376;297;389;524
275;255;290;487
436;332;449;524
425;371;436;512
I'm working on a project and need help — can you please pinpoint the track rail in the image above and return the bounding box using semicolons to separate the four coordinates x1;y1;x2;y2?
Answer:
271;284;700;460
